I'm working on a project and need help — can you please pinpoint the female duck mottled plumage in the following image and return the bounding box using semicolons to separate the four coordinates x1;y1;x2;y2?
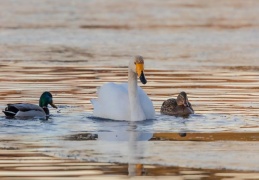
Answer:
160;91;194;116
3;92;57;118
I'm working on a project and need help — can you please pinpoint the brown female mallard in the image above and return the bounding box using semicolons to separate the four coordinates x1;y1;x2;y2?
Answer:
160;91;194;116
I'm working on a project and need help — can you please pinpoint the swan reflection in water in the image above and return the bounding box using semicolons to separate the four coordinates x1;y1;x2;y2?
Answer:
66;119;187;176
67;120;153;176
96;121;153;176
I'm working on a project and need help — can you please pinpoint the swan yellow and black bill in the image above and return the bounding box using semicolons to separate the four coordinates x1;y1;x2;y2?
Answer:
136;63;147;84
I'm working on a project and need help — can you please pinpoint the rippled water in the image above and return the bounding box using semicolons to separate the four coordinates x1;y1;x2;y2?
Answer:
0;64;259;177
1;0;259;179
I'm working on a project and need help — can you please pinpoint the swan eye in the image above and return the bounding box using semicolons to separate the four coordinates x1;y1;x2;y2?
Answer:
134;62;136;65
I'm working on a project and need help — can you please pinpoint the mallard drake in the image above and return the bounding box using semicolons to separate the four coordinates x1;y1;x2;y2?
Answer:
3;92;57;118
160;91;194;116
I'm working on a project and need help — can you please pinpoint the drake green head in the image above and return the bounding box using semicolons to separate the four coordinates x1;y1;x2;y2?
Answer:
39;92;57;108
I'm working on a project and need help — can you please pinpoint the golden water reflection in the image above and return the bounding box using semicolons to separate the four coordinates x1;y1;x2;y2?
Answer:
0;61;259;179
0;63;258;117
1;0;259;178
1;132;259;179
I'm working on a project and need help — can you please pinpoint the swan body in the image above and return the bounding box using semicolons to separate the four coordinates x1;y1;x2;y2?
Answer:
3;92;57;118
91;56;155;121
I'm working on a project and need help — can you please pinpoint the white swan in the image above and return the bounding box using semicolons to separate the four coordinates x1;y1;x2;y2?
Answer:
91;56;155;121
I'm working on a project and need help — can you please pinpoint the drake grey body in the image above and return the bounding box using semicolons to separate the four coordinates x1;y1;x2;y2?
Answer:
160;92;194;116
2;92;56;118
3;103;47;117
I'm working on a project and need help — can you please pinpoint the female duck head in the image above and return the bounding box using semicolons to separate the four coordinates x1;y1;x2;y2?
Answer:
129;55;147;84
176;91;189;107
39;92;57;108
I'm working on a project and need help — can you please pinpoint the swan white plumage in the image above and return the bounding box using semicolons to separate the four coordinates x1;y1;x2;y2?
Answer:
91;56;155;121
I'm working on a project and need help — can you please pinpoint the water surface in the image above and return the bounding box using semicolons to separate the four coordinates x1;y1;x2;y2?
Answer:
1;0;259;179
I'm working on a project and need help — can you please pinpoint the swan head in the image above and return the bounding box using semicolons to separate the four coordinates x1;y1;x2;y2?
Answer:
130;55;147;84
176;91;190;107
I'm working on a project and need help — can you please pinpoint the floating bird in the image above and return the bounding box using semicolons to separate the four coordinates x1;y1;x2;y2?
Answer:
91;56;155;121
3;91;57;118
160;91;194;116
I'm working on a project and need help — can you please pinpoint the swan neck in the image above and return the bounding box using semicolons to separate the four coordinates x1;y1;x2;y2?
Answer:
128;69;145;121
128;68;137;93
